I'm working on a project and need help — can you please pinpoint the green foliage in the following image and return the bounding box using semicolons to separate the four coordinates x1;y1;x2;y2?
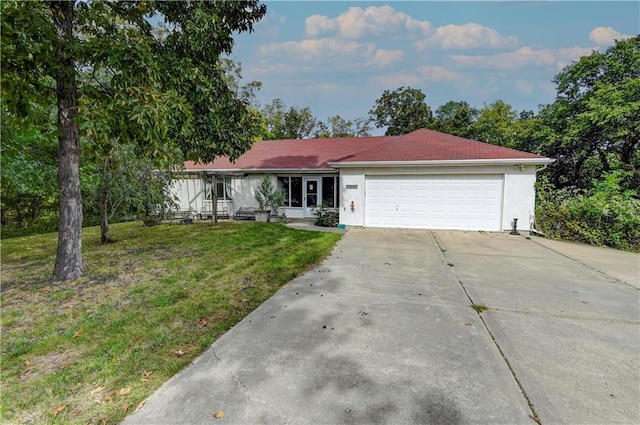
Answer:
0;102;58;231
315;115;373;138
1;1;267;277
369;86;434;136
535;172;640;251
261;99;371;139
254;175;285;213
82;144;178;226
473;100;519;147
327;115;356;137
537;36;640;192
262;99;319;139
432;100;479;139
313;203;340;227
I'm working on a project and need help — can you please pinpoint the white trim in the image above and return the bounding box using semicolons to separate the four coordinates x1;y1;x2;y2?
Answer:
303;177;321;218
329;158;554;168
183;168;338;174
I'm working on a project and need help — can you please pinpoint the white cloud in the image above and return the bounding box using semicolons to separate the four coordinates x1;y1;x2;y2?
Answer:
417;66;460;82
259;38;375;62
305;14;335;38
371;49;405;68
369;72;423;88
257;39;406;71
246;63;311;77
305;5;431;39
415;23;518;51
406;17;432;34
452;45;594;70
589;26;634;46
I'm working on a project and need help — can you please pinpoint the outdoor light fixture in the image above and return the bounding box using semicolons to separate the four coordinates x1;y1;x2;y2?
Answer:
350;201;355;212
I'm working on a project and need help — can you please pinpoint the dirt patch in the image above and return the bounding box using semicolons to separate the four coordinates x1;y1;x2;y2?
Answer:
24;349;81;381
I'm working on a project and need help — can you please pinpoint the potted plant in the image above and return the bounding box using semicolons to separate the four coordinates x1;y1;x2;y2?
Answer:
268;189;286;222
254;175;275;222
254;175;287;223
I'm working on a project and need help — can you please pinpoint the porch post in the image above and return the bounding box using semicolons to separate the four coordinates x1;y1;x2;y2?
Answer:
211;173;218;226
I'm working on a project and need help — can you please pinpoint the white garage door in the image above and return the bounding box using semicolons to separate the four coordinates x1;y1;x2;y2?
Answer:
365;175;503;231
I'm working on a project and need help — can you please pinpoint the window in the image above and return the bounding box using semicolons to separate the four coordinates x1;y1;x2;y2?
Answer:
205;177;232;201
278;176;339;208
277;176;303;207
322;176;339;208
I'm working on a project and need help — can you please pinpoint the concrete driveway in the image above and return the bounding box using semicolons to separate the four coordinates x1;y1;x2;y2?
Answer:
122;229;639;425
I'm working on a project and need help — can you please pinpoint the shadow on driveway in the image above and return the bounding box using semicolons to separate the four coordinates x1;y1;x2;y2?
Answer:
123;229;639;425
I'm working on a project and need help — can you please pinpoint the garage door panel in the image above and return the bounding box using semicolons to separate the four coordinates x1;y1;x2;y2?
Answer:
365;175;503;231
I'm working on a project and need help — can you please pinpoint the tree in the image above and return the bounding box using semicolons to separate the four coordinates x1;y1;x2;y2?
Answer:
1;1;267;281
369;86;434;136
537;36;640;191
82;143;177;243
315;115;373;138
262;99;319;139
262;99;286;139
283;106;317;139
353;117;373;137
327;115;355;137
432;100;479;139
0;102;58;231
473;100;519;148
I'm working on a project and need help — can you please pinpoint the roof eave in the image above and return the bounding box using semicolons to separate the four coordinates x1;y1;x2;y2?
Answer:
180;167;338;174
327;158;555;168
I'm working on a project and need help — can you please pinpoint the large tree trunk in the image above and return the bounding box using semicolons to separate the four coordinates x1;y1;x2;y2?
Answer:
51;0;83;281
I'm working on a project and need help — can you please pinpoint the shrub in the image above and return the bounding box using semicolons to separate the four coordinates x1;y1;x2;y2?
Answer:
535;172;640;251
254;175;285;215
313;203;339;227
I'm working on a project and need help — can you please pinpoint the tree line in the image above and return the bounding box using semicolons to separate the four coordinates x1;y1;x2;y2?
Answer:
259;35;639;198
1;0;638;282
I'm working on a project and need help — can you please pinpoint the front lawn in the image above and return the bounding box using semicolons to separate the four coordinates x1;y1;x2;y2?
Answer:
0;221;342;425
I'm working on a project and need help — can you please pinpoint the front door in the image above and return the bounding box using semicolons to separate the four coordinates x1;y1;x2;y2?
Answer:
304;178;320;217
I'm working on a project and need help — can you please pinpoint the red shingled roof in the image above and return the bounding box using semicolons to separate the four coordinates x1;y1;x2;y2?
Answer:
184;129;547;171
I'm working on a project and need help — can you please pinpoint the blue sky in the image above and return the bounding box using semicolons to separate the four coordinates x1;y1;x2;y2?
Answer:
229;1;639;133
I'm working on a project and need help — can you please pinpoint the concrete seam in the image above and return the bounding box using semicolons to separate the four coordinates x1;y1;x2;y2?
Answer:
211;349;289;424
430;232;542;425
491;307;640;324
530;238;638;290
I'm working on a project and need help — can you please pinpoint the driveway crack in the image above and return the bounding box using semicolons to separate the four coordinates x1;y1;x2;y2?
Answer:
530;238;638;290
211;349;289;424
430;231;542;424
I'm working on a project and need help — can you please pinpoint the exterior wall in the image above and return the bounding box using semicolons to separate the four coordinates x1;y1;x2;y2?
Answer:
229;174;262;210
337;164;540;231
172;166;540;229
171;173;334;219
227;174;307;218
170;175;241;218
169;176;205;215
502;166;537;231
338;168;366;227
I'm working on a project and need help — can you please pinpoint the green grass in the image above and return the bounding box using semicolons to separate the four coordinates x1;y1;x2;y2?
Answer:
471;304;489;314
0;221;342;425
